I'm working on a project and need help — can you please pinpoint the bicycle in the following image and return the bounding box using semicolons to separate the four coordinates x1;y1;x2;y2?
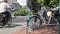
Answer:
29;9;58;30
0;8;17;27
7;8;18;26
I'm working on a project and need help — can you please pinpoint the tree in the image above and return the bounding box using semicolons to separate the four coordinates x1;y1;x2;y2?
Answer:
37;0;59;8
27;0;41;12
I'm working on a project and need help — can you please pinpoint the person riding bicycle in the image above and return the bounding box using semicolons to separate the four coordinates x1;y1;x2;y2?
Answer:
0;0;11;26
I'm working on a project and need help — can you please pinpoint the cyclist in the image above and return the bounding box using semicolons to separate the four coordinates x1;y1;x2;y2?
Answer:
0;0;11;26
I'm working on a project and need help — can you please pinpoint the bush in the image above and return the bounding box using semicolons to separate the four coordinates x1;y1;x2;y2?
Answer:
11;5;33;16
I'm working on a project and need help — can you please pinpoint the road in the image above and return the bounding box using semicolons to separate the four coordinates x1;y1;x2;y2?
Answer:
0;16;27;34
0;16;58;34
12;16;27;22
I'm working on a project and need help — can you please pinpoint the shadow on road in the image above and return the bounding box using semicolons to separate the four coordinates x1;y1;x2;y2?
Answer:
0;24;22;28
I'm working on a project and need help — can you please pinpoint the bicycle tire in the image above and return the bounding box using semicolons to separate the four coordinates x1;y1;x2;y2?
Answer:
30;16;42;30
49;16;58;25
7;16;12;26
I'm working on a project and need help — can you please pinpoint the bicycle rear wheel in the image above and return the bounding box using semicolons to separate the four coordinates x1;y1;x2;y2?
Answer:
30;16;42;30
7;16;12;26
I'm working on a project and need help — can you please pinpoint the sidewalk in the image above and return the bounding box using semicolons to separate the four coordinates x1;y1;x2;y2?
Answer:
12;26;58;34
29;26;58;34
12;27;26;34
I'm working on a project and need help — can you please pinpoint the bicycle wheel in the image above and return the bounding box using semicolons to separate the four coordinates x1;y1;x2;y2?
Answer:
49;16;58;25
30;16;42;30
49;17;58;31
7;16;12;26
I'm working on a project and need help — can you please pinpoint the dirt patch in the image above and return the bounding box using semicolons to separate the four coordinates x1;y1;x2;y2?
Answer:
29;25;58;34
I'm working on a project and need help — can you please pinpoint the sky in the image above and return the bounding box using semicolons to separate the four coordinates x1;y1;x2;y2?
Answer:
17;0;30;11
17;0;27;7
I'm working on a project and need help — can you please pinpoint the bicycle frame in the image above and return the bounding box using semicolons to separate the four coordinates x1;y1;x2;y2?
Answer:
41;10;58;25
32;9;58;25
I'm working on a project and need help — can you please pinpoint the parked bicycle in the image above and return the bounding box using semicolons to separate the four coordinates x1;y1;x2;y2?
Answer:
29;9;58;30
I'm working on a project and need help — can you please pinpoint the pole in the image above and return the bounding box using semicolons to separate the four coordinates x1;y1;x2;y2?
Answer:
26;0;32;34
58;0;60;34
26;13;30;34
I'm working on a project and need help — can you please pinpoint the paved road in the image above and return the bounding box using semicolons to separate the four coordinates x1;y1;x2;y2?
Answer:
12;16;27;22
0;16;27;34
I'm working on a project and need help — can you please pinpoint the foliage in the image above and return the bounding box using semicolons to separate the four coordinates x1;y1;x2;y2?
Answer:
49;0;59;8
11;0;59;16
11;5;33;16
37;0;59;8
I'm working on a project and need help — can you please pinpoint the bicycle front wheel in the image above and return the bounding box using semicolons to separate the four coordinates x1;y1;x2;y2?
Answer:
30;16;42;30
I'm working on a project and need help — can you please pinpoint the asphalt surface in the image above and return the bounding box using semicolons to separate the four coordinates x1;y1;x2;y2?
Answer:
0;16;27;34
12;16;27;22
0;16;58;34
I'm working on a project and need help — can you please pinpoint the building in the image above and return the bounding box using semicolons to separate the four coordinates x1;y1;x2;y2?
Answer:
7;0;17;4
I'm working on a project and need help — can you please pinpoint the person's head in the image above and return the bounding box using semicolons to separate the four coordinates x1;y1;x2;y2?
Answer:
0;0;7;3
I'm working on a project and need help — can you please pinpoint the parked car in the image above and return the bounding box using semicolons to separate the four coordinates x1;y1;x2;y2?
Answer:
10;3;20;9
10;3;20;17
